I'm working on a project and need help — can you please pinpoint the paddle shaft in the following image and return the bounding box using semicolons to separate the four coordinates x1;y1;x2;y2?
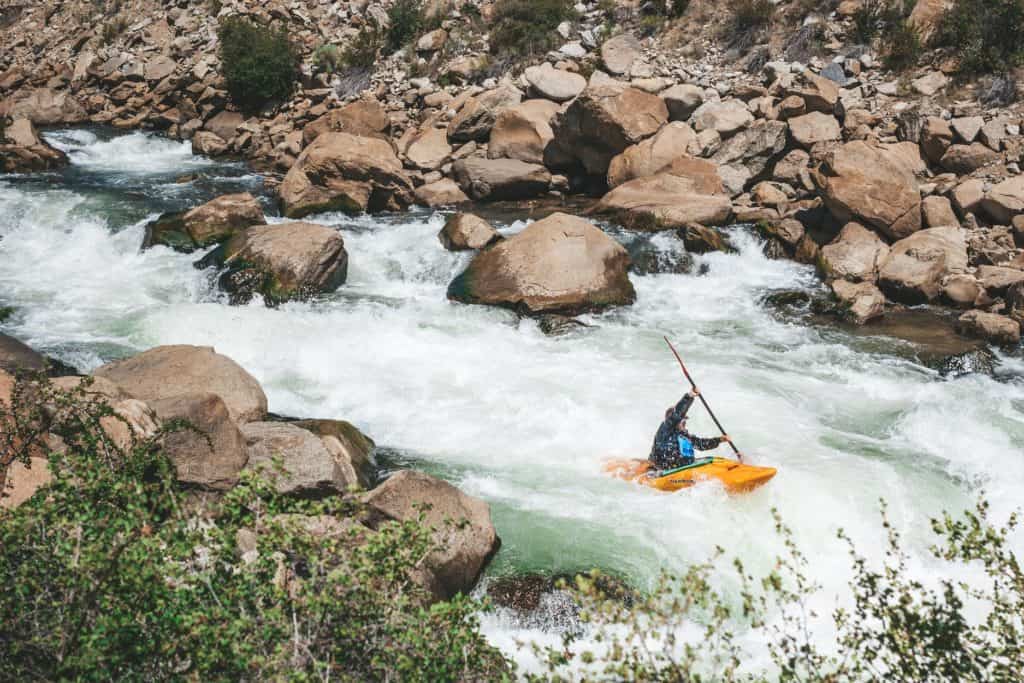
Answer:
663;336;743;462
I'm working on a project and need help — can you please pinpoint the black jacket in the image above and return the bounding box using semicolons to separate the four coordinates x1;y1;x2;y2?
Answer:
649;394;723;470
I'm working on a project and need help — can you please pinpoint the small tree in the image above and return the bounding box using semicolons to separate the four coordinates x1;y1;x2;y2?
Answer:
217;16;299;113
489;0;577;57
937;0;1024;76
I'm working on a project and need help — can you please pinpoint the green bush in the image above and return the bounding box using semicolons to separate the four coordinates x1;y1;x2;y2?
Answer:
489;0;577;56
217;17;299;113
652;0;689;18
850;0;921;71
386;0;426;52
312;43;344;75
937;0;1024;76
0;373;507;680
728;0;774;31
341;28;384;69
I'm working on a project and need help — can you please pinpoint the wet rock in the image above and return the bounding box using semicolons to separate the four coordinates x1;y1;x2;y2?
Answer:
143;192;265;252
220;222;348;304
0;118;68;172
487;99;559;165
447;212;635;315
365;469;499;599
243;422;358;497
94;345;268;424
594;156;732;229
606;122;698;188
279;132;414;218
548;84;668;176
878;227;968;304
680;223;732;254
438;213;502;251
626;233;695;275
149;393;249;491
452;157;551;202
536;314;589;336
812;141;921;241
831;279;886;324
956;310;1021;346
818;222;890;283
935;347;997;378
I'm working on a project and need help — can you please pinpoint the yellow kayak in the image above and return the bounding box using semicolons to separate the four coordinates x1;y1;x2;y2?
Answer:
603;457;777;493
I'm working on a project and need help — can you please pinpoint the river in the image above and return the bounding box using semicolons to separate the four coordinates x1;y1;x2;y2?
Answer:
2;128;1023;675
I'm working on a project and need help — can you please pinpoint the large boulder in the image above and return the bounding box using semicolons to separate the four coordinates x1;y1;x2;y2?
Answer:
660;84;704;121
143;192;265;252
711;120;788;195
600;33;642;76
523;63;586;102
811;141;922;241
203;111;245;143
364;469;499;598
0;333;49;374
220;222;348;304
279;132;414;218
818;222;891;283
292;418;376;490
302;97;390;146
451;157;551;202
981;175;1024;224
831;280;886;324
487;99;559;165
404;126;452;171
242;422;358;497
548;84;669;176
780;71;839;114
149;393;249;491
0;88;87;125
956;310;1021;346
940;143;1000;173
0;118;68;173
447;84;523;143
439;213;502;251
94;345;268;424
877;227;968;304
788;112;842;148
606;122;699;188
447;212;635;314
594;156;732;230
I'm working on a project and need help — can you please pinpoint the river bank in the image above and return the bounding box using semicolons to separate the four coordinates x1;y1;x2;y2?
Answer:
2;128;1023;673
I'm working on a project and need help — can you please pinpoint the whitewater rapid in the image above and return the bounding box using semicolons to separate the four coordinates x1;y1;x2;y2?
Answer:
2;129;1023;673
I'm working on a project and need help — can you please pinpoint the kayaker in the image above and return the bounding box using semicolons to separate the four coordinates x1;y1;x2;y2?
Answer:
649;388;731;470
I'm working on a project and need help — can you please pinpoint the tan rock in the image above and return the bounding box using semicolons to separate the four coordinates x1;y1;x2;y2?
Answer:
956;310;1021;346
94;345;268;424
1;87;87;125
940;143;1000;173
981;175;1024;224
292;419;376;490
976;265;1024;296
487;99;559;164
789;111;841;148
812;140;922;241
819;222;890;282
405;126;452;170
941;274;983;308
690;99;753;137
524;63;586;102
302;97;389;145
909;0;952;42
660;83;704;121
951;178;985;216
414;178;470;207
191;131;228;156
279;132;413;218
607;122;698;188
243;422;358;496
204;110;244;143
594;156;733;229
447;212;635;314
920;117;953;163
600;33;642;76
452;157;551;201
832;280;886;324
921;195;959;228
447;84;523;143
878;227;968;304
784;71;839;114
438;213;502;251
144;192;266;251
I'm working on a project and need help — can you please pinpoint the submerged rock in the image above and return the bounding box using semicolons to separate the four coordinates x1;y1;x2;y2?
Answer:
447;212;635;315
143;192;266;252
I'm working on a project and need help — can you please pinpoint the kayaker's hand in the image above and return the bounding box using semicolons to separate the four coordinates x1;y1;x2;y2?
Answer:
721;434;731;443
690;387;700;397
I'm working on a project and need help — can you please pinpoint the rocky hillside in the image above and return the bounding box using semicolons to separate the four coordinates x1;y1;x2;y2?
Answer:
0;0;1022;345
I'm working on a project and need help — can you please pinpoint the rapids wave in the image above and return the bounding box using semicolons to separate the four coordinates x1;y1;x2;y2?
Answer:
1;130;1022;674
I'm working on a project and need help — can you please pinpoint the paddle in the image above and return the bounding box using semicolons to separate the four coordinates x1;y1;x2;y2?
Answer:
663;336;743;462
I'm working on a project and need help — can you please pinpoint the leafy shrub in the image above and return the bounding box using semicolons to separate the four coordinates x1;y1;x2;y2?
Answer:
883;18;922;70
489;0;577;57
341;28;384;69
652;0;689;18
217;17;299;112
312;43;344;75
850;0;921;70
386;0;426;52
728;0;774;31
0;373;508;680
937;0;1024;76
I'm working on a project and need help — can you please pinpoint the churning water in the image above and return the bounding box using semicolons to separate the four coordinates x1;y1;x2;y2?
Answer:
2;129;1022;674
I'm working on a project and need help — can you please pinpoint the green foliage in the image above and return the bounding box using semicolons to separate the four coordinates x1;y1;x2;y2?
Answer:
489;0;577;57
937;0;1024;76
0;373;508;680
850;0;920;71
0;306;13;322
341;28;385;69
651;0;689;18
728;0;774;31
312;43;344;75
207;0;223;15
217;17;299;113
529;501;1024;682
386;0;426;52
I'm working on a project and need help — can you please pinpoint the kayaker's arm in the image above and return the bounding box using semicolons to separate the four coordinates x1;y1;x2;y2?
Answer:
682;431;725;451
